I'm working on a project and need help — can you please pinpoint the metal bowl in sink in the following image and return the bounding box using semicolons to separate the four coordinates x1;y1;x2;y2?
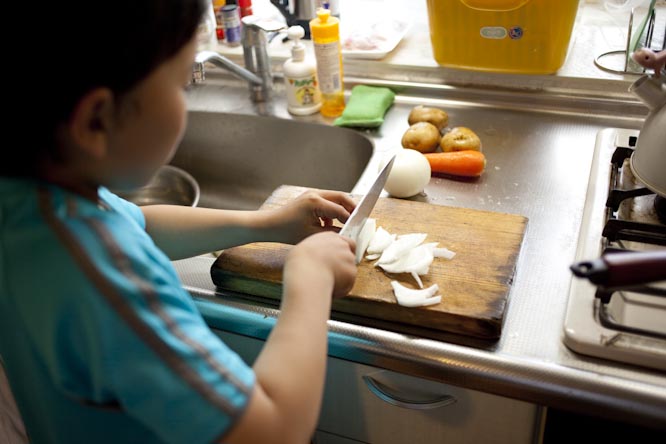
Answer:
114;165;200;207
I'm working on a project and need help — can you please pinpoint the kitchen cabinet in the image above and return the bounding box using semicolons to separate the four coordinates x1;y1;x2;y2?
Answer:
213;330;544;444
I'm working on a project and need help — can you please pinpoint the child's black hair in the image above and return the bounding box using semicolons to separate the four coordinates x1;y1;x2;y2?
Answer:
7;0;207;176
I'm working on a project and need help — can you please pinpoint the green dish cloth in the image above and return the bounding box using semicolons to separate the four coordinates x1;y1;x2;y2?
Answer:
334;85;395;128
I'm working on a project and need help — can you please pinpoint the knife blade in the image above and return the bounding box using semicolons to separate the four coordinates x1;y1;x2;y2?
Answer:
340;155;395;242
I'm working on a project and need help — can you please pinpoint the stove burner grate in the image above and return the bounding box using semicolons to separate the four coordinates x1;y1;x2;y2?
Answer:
602;146;666;246
656;196;666;224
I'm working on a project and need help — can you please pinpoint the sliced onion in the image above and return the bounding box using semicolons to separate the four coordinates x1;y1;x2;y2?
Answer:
411;272;424;289
376;233;427;265
367;227;396;254
355;218;376;264
377;243;436;288
434;247;456;260
357;225;456;306
390;281;441;307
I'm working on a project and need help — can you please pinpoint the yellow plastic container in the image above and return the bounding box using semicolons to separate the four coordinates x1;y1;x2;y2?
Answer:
426;0;580;74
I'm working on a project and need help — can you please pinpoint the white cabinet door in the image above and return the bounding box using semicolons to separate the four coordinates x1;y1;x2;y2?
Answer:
213;330;542;444
317;357;541;444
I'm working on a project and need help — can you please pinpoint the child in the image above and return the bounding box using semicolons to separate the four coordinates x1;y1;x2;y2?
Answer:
0;1;357;443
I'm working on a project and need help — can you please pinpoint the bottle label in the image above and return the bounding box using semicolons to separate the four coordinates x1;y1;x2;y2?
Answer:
222;5;241;45
313;41;343;94
286;74;322;108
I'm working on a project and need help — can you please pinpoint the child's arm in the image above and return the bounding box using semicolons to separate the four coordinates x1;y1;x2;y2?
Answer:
140;190;356;260
223;231;357;444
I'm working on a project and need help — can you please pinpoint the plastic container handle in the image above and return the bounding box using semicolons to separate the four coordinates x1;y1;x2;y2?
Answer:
459;0;531;11
362;375;457;410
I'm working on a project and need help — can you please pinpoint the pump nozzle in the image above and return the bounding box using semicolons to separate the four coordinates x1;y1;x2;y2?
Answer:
287;25;306;62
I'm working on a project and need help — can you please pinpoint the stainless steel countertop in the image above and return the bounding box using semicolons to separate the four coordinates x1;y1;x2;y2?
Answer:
175;70;666;428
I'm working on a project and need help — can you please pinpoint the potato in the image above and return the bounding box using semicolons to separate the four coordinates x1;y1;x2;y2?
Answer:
440;127;481;152
408;105;449;131
401;122;440;153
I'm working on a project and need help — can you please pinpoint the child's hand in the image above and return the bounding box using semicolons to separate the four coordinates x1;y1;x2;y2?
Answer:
285;231;357;299
267;190;356;245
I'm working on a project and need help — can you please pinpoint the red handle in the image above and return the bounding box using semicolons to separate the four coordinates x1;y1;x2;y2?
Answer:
571;250;666;287
603;250;666;287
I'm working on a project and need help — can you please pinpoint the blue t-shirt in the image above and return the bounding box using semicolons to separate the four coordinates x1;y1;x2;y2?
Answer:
0;177;255;444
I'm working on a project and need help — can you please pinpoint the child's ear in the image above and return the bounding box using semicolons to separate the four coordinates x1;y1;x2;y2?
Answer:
68;88;115;159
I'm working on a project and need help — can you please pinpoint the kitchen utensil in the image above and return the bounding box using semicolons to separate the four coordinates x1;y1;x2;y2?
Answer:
270;0;317;38
211;185;528;340
629;74;666;196
627;0;657;66
594;2;664;75
570;249;666;288
339;155;395;241
113;165;200;207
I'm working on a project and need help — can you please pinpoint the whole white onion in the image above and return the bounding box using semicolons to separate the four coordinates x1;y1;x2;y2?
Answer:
383;149;431;198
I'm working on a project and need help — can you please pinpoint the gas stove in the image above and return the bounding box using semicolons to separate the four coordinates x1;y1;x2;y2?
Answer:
564;128;666;372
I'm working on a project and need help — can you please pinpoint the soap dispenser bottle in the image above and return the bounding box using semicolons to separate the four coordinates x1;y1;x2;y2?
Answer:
284;25;322;116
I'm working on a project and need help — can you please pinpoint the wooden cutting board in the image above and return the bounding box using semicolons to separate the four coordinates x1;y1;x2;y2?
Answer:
211;185;528;340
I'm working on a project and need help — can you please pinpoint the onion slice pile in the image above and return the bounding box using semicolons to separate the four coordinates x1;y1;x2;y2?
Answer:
353;219;456;307
376;242;437;289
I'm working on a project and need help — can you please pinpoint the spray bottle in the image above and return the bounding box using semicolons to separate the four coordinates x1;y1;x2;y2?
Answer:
284;26;322;115
309;8;345;117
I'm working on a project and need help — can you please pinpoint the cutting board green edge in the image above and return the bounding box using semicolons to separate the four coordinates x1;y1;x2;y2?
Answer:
211;185;528;340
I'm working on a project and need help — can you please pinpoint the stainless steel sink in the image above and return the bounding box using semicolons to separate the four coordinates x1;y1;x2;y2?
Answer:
170;111;373;210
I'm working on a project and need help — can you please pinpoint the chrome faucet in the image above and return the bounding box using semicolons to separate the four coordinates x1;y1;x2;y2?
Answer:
192;17;286;102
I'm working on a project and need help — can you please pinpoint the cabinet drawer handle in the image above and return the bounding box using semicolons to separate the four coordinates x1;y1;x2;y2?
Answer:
362;375;457;410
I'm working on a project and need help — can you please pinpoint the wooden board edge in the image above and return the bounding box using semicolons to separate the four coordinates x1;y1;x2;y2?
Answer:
210;269;503;340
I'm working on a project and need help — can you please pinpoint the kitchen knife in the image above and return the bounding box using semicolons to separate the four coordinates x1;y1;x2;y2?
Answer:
340;155;395;242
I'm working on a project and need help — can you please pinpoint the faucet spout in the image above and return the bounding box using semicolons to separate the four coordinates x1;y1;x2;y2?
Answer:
193;51;263;86
191;17;286;103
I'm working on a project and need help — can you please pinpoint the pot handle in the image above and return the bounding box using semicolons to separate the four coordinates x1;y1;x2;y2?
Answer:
570;250;666;287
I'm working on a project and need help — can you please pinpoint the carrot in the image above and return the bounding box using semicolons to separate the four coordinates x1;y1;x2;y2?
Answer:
424;150;486;177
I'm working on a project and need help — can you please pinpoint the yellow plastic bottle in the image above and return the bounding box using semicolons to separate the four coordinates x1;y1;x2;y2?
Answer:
309;9;345;118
